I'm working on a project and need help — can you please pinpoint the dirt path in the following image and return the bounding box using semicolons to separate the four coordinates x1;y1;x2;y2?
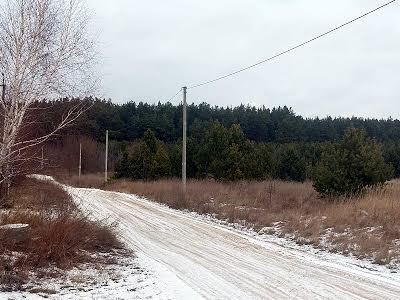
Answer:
69;187;400;300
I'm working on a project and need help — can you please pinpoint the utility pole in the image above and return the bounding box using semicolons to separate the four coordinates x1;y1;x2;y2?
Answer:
41;146;44;170
105;130;108;184
182;87;187;196
78;142;82;181
1;73;5;103
0;73;5;200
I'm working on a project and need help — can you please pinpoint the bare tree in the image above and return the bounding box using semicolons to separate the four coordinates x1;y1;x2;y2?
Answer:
0;0;96;201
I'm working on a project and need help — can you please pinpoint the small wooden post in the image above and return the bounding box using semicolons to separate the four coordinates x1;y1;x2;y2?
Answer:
41;146;44;170
105;130;108;184
78;142;82;181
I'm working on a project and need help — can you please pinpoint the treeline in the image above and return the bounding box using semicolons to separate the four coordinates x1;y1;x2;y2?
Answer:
35;98;400;144
34;98;400;179
114;123;397;183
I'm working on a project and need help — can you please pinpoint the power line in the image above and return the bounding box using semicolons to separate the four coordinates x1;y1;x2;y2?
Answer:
165;88;183;103
188;0;397;90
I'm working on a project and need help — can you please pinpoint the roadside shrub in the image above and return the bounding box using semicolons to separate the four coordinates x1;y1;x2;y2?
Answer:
313;128;393;198
26;216;120;267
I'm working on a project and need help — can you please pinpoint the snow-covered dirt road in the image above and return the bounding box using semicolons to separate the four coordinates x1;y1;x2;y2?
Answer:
69;187;400;300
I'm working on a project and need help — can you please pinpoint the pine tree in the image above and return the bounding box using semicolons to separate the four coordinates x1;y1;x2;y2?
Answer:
276;145;307;182
150;143;172;179
143;129;157;154
114;151;130;178
314;128;393;197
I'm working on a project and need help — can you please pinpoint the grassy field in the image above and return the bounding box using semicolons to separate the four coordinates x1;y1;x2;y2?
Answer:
59;174;400;267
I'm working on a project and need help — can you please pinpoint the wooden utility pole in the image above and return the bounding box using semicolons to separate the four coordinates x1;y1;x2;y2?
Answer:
105;130;108;184
1;73;5;103
0;73;6;200
78;142;82;180
182;87;187;195
41;146;44;170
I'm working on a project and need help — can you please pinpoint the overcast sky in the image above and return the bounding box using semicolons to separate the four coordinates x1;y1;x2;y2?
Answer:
87;0;399;119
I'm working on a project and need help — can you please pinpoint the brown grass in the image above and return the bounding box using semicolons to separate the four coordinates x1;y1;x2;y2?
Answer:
53;172;107;189
0;177;121;291
58;174;400;266
8;177;77;213
106;178;320;221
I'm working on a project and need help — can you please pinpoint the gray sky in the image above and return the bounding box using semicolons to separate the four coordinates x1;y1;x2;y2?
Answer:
87;0;399;119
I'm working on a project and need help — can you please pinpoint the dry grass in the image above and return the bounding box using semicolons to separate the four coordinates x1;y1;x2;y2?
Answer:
54;172;107;189
8;177;77;213
0;177;121;291
106;178;318;215
58;174;400;266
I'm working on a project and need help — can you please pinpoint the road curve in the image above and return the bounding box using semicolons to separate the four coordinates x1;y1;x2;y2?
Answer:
69;187;400;300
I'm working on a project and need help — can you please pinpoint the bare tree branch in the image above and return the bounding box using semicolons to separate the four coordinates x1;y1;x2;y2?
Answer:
0;0;97;198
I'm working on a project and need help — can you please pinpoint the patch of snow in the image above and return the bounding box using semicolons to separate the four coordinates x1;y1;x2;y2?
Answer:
0;223;29;229
28;174;55;182
1;250;178;300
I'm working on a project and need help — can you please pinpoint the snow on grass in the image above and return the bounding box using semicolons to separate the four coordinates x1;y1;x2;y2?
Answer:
1;250;177;300
0;223;29;229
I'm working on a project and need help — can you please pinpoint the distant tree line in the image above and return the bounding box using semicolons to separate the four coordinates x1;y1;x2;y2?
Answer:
35;98;400;183
35;98;400;144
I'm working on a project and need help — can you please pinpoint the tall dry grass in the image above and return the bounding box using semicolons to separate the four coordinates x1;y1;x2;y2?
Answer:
107;178;318;215
55;173;107;188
